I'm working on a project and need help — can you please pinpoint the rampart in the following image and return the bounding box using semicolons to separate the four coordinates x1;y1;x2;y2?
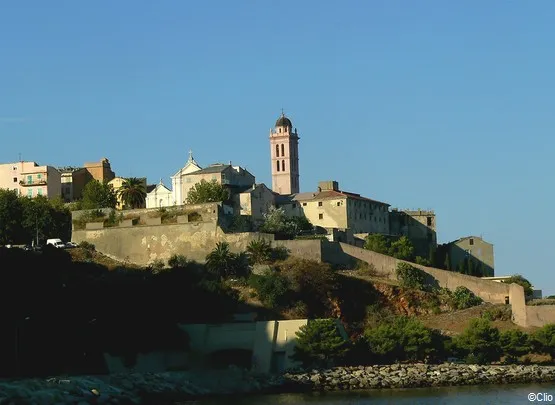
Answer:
71;214;551;328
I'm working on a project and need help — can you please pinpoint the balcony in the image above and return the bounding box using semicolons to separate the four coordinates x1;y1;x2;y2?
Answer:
19;179;47;186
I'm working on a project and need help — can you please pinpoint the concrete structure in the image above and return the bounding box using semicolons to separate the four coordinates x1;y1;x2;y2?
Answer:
0;161;61;199
276;180;390;234
146;179;173;209
171;151;202;206
445;236;494;277
270;112;300;195
233;183;275;223
180;319;310;373
108;177;147;210
389;209;437;258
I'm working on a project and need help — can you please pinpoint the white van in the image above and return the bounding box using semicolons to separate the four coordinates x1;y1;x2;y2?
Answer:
46;239;66;249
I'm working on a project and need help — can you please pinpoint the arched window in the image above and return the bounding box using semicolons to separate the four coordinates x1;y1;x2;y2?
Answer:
282;160;285;171
281;144;285;156
275;144;280;157
276;160;280;172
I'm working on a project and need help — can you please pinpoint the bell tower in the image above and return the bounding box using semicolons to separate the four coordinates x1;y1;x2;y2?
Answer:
270;111;300;195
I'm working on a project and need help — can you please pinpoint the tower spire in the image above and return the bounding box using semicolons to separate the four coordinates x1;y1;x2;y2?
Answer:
188;149;193;162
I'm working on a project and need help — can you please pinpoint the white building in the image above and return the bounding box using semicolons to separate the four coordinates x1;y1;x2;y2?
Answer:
146;179;173;209
171;150;202;206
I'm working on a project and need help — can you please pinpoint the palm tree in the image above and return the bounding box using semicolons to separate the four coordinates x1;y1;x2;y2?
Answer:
118;177;147;209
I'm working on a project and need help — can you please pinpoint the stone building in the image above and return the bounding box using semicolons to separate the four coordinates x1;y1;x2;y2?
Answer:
389;209;437;258
171;151;255;206
443;236;495;277
58;158;116;202
232;183;276;224
276;180;390;235
270;112;300;195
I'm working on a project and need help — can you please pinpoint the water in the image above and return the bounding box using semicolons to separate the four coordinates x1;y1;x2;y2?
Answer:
199;383;555;404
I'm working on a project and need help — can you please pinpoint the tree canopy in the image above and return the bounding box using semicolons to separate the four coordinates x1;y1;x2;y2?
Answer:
186;179;230;204
0;190;71;244
364;234;415;261
259;206;313;238
81;180;117;209
118;177;147;209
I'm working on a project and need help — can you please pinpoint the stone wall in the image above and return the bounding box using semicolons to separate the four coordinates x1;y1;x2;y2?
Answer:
72;223;274;266
336;242;511;305
525;305;555;328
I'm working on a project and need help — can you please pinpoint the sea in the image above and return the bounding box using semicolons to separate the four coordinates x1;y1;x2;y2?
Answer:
198;383;555;405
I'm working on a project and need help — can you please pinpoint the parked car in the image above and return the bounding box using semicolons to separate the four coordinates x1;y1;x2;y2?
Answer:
46;239;66;249
65;242;78;248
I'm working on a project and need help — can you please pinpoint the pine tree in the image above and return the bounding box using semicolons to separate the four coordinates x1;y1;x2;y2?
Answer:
290;319;348;368
444;252;451;271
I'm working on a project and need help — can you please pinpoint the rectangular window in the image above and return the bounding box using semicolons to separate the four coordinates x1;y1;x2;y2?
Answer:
27;189;32;197
13;177;17;183
319;213;323;220
281;144;285;156
427;217;433;226
37;188;43;196
469;238;474;245
37;174;42;179
302;202;307;206
318;201;323;207
336;201;341;206
27;175;33;184
276;144;280;157
276;160;280;172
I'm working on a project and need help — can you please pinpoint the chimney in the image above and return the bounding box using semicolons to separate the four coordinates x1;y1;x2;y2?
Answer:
318;181;339;191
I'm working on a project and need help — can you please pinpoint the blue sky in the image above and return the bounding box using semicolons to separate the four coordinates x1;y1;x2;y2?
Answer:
1;1;554;295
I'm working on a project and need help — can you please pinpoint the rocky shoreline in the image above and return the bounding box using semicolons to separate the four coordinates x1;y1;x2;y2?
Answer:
0;364;554;404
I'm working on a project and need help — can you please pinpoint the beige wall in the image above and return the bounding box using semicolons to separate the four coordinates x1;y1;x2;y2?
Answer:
301;197;348;229
0;162;22;193
84;158;115;183
72;221;274;265
449;237;495;276
236;184;275;222
525;306;555;328
280;195;389;235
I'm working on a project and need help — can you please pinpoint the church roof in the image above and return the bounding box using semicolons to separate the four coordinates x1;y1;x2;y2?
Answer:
276;113;292;128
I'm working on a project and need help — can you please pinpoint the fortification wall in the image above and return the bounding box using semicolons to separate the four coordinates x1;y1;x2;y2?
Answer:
72;223;274;266
336;242;511;305
525;306;555;328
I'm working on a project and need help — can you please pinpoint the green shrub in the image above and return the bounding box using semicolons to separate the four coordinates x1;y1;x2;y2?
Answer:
396;262;426;290
363;316;444;363
104;210;122;227
150;259;165;272
79;241;96;251
451;286;483;310
248;269;292;308
246;238;273;264
481;306;512;321
502;275;534;297
168;254;188;268
500;329;532;363
205;242;251;279
290;319;349;368
452;318;502;364
531;324;555;360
